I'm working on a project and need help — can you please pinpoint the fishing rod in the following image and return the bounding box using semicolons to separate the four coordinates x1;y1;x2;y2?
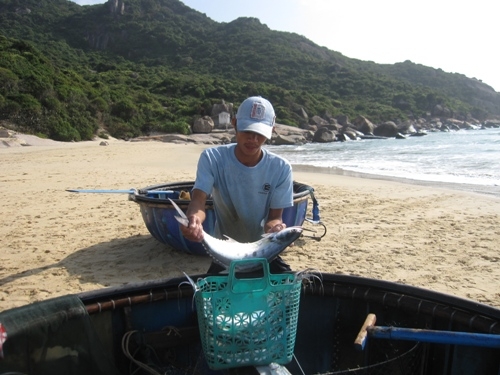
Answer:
66;188;175;195
355;313;500;350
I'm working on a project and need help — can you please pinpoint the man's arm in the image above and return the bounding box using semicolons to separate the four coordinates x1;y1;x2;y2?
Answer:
264;208;286;233
180;188;208;242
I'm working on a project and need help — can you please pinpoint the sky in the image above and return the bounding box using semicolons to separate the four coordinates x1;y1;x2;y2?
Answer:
71;0;499;92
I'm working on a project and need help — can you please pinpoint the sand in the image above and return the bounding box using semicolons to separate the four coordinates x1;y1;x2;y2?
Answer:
1;135;500;311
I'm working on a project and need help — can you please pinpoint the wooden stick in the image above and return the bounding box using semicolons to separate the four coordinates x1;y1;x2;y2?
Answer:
354;313;377;351
354;313;500;350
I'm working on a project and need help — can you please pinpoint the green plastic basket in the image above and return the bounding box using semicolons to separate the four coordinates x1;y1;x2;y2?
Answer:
194;259;302;370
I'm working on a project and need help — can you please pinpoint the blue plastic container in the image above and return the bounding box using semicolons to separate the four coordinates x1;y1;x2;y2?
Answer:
131;181;312;255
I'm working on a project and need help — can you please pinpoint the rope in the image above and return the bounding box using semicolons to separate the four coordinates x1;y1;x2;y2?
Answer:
121;330;163;375
293;353;306;375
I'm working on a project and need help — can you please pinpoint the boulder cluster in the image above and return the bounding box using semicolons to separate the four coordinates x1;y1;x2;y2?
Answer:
271;116;500;146
147;101;500;146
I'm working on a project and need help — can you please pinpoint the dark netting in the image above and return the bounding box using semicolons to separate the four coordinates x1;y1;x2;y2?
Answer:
0;295;119;375
320;342;423;375
119;329;206;375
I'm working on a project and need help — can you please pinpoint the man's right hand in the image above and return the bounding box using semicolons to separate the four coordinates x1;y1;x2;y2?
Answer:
180;215;204;242
179;188;208;242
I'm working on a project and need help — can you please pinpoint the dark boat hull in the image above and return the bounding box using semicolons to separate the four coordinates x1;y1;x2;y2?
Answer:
1;273;500;374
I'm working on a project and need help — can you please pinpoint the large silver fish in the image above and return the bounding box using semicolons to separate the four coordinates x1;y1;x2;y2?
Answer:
168;198;302;272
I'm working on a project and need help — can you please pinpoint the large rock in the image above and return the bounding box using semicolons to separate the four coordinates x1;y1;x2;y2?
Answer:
352;116;375;135
193;116;214;134
484;120;500;128
322;111;337;124
275;123;313;141
336;133;350;142
312;127;335;143
300;123;318;132
374;122;399;137
398;120;417;134
273;134;306;145
335;114;350;126
443;119;461;131
460;121;478;130
342;126;362;140
309;115;329;127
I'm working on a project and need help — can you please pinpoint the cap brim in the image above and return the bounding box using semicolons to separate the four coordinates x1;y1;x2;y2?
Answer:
237;121;273;139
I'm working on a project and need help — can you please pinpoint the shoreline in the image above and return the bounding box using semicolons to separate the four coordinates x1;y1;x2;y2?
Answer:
1;139;500;311
4;135;499;198
291;163;500;199
3;131;499;198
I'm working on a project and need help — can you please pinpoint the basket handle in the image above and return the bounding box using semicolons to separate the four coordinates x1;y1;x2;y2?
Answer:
228;259;271;294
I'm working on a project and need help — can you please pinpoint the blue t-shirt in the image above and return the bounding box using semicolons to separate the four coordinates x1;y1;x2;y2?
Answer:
193;144;293;242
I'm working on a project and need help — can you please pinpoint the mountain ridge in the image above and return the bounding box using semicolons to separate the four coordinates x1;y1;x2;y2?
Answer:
0;0;498;141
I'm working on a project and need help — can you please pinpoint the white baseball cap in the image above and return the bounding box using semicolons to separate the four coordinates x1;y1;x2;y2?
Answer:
235;96;276;139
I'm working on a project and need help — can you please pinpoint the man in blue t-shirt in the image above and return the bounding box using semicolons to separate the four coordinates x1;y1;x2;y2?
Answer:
180;96;294;273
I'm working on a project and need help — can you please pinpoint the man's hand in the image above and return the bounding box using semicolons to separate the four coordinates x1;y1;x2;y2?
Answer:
180;214;204;242
267;222;287;233
264;208;286;234
179;189;207;243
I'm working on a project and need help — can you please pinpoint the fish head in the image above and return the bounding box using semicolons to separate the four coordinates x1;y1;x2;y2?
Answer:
269;226;303;245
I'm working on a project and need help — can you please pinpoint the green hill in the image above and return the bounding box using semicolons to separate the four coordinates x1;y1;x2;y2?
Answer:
0;0;498;141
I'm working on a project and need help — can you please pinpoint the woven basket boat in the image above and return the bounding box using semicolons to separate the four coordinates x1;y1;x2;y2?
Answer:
130;181;316;255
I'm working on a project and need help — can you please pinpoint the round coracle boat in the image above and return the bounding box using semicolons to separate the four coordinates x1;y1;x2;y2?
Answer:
129;181;320;255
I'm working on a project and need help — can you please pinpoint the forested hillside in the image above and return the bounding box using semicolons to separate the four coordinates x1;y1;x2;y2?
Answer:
0;0;498;141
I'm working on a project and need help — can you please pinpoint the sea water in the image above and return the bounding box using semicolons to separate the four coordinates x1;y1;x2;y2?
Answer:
268;128;500;196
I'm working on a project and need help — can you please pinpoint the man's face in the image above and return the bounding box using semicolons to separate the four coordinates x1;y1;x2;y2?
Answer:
235;130;268;157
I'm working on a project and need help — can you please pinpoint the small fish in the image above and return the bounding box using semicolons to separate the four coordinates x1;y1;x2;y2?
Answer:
168;198;302;272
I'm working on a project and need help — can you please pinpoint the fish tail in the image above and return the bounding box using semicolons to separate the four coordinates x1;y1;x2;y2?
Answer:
168;198;189;227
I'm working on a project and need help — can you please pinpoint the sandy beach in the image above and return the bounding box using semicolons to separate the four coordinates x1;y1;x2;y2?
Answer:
1;135;500;311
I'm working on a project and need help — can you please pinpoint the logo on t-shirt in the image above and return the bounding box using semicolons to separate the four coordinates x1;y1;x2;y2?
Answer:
260;183;271;194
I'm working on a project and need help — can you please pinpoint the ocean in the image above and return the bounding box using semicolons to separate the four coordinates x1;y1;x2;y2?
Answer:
268;127;500;197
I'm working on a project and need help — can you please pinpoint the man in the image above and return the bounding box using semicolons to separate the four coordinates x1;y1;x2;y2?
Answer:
180;96;294;273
